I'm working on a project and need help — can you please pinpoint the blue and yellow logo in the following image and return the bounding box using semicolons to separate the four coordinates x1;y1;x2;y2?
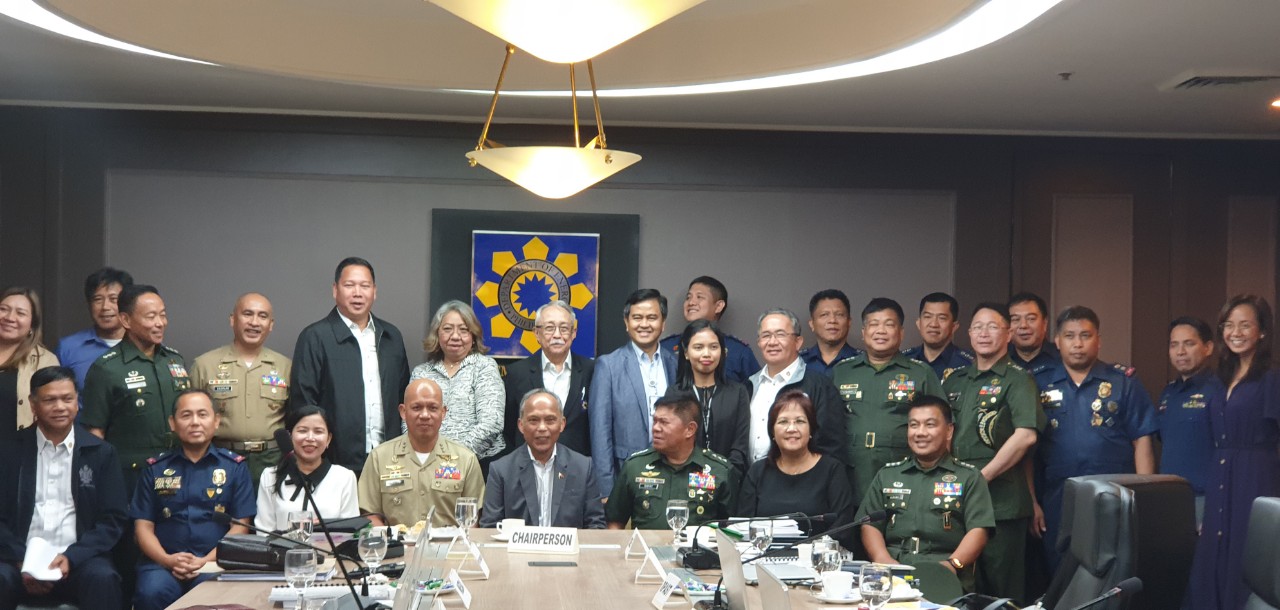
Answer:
472;231;600;358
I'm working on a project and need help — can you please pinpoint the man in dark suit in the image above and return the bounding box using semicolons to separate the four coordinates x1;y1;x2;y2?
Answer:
501;300;595;457
289;257;412;473
0;366;127;610
481;390;605;529
589;289;677;497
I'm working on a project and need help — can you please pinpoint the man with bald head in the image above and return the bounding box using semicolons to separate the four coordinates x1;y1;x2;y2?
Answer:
191;293;291;486
359;379;485;527
481;389;605;529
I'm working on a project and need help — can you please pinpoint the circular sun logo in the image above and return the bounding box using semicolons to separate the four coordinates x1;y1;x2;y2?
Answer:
474;236;594;354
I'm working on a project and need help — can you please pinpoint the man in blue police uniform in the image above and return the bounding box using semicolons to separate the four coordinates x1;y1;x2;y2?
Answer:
903;292;975;381
799;289;862;377
1030;306;1157;572
130;389;254;610
54;267;134;393
659;276;759;384
1158;317;1222;524
1007;293;1060;377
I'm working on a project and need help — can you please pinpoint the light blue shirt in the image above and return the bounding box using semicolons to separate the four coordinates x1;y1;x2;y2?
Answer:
630;342;668;438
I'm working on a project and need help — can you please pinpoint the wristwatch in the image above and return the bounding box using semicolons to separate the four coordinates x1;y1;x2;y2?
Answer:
948;557;965;570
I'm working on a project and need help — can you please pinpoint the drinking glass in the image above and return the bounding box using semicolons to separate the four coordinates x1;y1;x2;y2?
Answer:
284;548;318;609
455;497;479;541
859;563;893;610
748;520;773;555
287;510;314;543
358;528;389;577
811;536;839;571
665;500;689;545
817;548;843;575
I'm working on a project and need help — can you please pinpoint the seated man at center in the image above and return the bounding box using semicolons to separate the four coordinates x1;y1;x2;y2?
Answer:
857;395;994;600
360;378;485;527
606;394;736;529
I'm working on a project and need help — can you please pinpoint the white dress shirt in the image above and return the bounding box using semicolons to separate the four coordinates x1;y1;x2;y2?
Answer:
631;342;668;438
748;358;802;461
339;311;384;453
541;353;573;410
529;446;557;528
27;428;78;553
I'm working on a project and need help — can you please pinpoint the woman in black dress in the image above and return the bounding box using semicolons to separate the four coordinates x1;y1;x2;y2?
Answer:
666;319;752;478
738;389;855;547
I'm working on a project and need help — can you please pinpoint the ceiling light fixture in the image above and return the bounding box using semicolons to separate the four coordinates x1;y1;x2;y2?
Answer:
0;0;211;64
1271;98;1280;108
448;0;1067;98
466;45;641;199
428;0;705;64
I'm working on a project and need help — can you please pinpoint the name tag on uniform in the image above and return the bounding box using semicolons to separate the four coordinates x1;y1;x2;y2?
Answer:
384;479;405;488
636;477;664;491
1041;389;1063;404
125;374;147;389
380;472;411;481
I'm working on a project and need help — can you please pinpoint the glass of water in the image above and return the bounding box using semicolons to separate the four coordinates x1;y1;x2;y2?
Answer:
284;548;318;609
860;563;893;610
665;500;689;545
358;528;389;577
455;497;479;541
749;520;773;555
287;510;314;543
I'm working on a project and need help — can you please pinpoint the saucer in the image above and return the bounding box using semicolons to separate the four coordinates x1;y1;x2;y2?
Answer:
811;590;860;605
491;533;512;542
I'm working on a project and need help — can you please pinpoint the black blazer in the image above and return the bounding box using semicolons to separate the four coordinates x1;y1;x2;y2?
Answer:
664;381;752;476
501;351;594;457
0;425;127;567
289;308;411;471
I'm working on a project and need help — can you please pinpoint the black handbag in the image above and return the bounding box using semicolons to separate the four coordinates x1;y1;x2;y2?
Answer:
216;534;307;571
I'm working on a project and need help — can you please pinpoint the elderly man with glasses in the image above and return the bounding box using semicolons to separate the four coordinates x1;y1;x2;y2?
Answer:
501;300;596;458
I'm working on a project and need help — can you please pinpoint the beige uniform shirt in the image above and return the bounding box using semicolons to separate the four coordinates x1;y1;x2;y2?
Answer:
191;345;291;442
357;434;485;527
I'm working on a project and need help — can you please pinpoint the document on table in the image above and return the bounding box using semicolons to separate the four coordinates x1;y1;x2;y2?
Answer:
21;538;63;581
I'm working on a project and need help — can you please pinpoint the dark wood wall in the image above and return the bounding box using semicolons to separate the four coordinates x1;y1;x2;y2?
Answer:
1;106;1277;397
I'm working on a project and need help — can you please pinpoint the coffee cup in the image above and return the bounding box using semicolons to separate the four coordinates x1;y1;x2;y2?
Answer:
821;571;855;599
497;518;525;537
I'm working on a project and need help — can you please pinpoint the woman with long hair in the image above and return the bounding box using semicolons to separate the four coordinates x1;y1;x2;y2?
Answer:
255;405;359;532
665;319;751;476
0;286;59;441
1189;294;1280;610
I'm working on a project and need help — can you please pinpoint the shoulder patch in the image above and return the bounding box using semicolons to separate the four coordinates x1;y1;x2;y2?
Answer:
699;448;731;466
1111;362;1136;377
628;447;655;459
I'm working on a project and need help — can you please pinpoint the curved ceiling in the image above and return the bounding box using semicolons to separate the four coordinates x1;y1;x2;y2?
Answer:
44;0;978;91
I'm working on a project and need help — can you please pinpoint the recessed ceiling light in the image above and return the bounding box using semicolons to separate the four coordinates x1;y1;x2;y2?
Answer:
0;0;212;64
450;0;1068;98
1271;98;1280;108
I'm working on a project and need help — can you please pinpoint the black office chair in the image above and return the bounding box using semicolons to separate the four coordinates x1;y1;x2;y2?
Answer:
1243;497;1280;610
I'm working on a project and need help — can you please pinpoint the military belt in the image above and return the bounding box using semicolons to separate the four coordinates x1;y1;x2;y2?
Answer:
865;432;876;448
897;536;945;555
214;439;276;453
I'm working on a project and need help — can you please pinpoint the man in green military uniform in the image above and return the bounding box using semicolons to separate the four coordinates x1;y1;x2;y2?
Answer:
191;293;291;487
359;378;485;527
857;395;995;601
82;284;190;490
943;303;1045;603
607;394;736;530
833;298;943;507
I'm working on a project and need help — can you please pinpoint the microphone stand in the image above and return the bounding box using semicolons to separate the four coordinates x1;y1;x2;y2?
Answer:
294;466;373;610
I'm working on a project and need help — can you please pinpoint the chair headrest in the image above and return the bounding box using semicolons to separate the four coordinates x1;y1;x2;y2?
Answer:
1068;479;1127;577
1243;497;1280;607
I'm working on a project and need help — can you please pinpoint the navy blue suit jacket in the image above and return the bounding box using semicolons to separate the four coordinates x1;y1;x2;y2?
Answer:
501;351;595;457
588;344;677;496
479;443;605;529
0;425;127;568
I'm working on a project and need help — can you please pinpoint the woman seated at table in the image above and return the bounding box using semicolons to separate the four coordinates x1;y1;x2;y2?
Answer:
256;405;359;532
663;320;751;476
738;389;855;548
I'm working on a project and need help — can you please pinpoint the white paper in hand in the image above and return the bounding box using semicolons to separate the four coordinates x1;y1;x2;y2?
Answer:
21;538;63;581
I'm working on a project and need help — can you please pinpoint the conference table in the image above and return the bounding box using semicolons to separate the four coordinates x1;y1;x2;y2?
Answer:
167;528;865;609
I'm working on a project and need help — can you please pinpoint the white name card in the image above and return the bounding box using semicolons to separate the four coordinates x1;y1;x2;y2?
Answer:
650;572;683;609
506;526;580;555
448;568;472;608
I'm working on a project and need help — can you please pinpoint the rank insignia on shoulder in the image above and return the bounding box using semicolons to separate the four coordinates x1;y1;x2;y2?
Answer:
1111;362;1136;377
498;365;507;377
232;453;246;463
147;457;159;465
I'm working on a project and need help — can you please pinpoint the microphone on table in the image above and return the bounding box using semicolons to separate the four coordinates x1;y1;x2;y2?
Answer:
272;427;374;610
681;512;831;570
1064;577;1143;610
696;510;892;610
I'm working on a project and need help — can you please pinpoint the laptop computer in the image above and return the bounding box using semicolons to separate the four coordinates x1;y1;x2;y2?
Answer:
758;564;794;610
715;529;751;610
